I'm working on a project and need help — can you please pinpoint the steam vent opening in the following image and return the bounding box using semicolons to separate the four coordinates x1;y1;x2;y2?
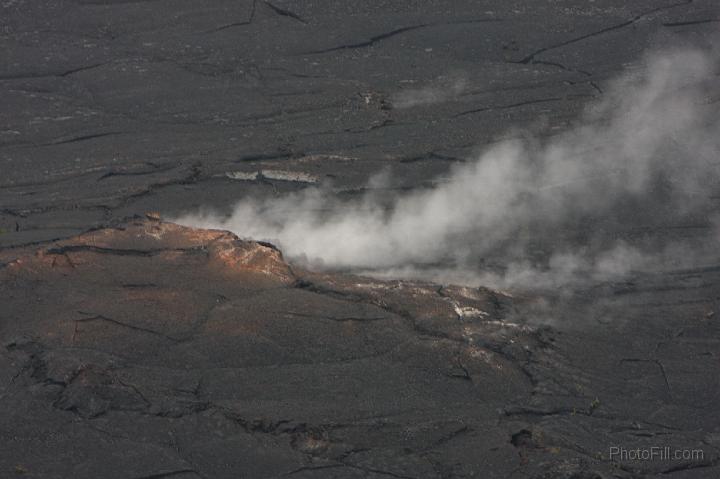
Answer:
1;2;719;478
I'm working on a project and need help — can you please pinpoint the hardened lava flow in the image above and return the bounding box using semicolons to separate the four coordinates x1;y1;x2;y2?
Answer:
1;218;718;478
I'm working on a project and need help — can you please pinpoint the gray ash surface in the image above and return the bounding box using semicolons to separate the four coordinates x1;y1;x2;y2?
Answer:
1;1;720;478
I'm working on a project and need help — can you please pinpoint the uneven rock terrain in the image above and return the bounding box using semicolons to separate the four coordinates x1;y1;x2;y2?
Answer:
2;0;719;245
1;219;719;478
2;1;720;478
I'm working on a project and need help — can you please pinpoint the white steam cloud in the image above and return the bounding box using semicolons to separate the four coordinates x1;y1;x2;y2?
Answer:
178;47;720;290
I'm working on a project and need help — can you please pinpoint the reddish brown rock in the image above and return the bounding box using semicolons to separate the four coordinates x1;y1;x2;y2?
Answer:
1;220;719;478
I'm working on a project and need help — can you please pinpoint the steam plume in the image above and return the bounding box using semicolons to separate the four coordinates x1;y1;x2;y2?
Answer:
178;47;720;289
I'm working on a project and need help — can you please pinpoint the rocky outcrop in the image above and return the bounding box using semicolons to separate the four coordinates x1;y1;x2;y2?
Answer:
3;0;720;476
1;219;718;478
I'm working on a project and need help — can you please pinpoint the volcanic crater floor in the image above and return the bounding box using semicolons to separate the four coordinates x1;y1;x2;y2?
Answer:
0;218;718;478
2;0;720;477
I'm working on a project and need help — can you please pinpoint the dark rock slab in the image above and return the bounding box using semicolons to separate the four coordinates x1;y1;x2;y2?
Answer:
2;1;720;477
1;219;718;478
2;0;719;246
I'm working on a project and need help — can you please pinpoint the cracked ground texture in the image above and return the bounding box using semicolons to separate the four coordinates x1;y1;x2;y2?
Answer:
1;0;720;478
1;219;719;478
